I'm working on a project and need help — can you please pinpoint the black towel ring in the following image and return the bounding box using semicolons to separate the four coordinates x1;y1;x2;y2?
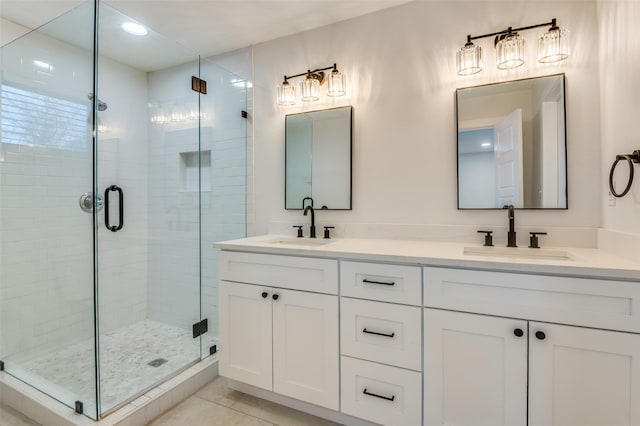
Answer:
609;151;640;198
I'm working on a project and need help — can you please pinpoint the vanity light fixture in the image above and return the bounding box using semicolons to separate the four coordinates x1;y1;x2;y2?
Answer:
495;30;524;70
538;21;570;63
327;65;346;96
277;78;296;105
456;36;482;76
300;71;320;101
276;63;346;105
456;18;569;76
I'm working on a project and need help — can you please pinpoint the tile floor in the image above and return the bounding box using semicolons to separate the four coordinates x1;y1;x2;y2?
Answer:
0;404;40;426
149;376;342;426
0;376;342;426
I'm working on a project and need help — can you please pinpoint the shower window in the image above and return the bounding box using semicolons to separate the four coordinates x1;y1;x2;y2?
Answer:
0;83;88;151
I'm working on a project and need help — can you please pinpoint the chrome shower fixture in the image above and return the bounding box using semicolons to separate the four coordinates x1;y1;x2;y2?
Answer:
88;93;108;111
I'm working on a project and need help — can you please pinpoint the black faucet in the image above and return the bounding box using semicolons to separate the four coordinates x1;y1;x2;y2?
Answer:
303;205;316;238
302;196;314;209
503;204;517;247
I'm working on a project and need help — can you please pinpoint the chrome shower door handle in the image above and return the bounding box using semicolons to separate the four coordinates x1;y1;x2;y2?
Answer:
79;192;104;213
104;185;123;232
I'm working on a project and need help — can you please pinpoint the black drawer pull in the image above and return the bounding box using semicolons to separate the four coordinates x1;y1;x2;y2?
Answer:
363;388;395;402
362;278;395;286
363;328;395;338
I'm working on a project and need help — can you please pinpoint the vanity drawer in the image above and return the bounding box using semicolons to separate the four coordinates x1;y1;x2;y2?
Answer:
341;298;422;371
219;251;338;294
341;261;421;305
424;266;640;333
341;356;422;426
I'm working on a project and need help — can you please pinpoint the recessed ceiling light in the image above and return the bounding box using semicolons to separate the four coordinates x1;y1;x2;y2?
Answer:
481;142;491;147
121;22;147;36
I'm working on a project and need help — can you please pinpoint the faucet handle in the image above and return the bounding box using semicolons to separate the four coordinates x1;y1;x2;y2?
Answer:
323;226;335;239
292;225;303;238
529;232;547;249
477;230;494;247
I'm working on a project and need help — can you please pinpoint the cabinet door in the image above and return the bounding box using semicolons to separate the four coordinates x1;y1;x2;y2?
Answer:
424;309;527;426
219;280;273;390
529;322;640;426
272;288;339;410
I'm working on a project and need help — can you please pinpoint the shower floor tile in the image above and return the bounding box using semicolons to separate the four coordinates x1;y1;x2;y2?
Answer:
20;320;211;414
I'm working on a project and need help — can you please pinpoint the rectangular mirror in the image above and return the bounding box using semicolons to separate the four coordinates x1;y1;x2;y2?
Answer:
456;74;567;209
285;106;352;210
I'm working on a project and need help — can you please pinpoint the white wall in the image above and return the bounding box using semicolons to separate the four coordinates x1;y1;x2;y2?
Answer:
598;0;640;233
595;0;640;260
253;0;602;247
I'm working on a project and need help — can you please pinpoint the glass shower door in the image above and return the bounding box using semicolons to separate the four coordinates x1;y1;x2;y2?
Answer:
0;1;99;419
199;57;249;356
95;3;203;414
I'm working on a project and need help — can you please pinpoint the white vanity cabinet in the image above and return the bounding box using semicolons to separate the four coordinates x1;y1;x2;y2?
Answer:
340;261;423;425
218;251;339;410
423;266;640;426
215;238;640;426
423;308;528;426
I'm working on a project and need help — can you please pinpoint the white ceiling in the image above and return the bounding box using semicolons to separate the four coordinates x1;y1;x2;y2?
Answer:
1;0;411;70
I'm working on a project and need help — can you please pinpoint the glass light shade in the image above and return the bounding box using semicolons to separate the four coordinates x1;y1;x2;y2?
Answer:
456;43;482;75
327;69;346;96
496;33;525;70
300;77;320;102
538;28;570;63
277;81;296;105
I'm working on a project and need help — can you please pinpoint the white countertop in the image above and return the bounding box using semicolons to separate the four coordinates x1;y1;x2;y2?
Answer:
214;235;640;281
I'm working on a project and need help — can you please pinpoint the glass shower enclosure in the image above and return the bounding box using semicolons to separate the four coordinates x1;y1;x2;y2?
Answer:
0;0;247;419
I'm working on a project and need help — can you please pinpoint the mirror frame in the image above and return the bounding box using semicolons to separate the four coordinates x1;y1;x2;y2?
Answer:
455;74;568;210
284;106;353;210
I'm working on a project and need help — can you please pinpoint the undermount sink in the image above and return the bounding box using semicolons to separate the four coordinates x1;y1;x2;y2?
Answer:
463;245;571;260
263;237;334;247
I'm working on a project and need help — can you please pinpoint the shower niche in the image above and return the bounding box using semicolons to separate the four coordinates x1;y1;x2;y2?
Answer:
0;0;248;419
180;150;211;192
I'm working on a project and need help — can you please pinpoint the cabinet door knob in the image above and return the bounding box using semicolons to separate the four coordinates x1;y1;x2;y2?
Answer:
535;331;546;340
261;292;268;299
272;294;279;301
513;328;524;337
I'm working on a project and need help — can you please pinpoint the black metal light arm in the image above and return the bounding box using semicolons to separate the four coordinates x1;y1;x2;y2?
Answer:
283;63;338;82
465;18;558;45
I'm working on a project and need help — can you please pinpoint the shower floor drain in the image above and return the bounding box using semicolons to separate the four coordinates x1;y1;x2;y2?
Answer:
147;358;167;368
